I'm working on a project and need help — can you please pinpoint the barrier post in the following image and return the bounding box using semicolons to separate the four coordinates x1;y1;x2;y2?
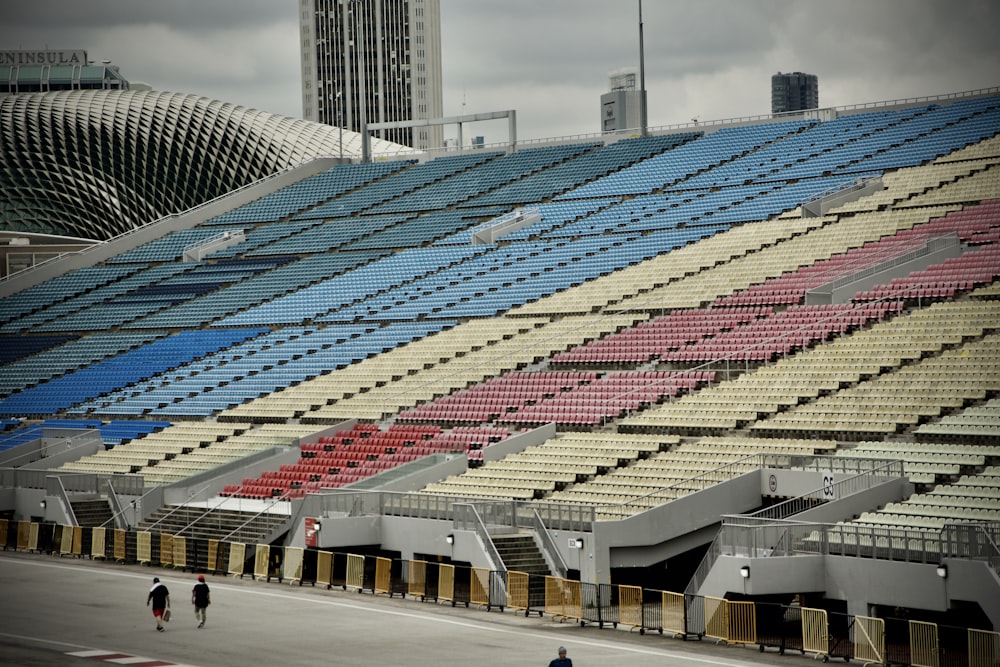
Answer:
137;531;152;564
316;550;333;589
160;534;174;567
802;607;830;660
507;571;530;616
172;536;187;571
71;526;83;557
59;524;74;556
470;567;490;609
283;547;304;585
968;628;1000;667
852;615;886;666
345;553;365;592
27;522;39;552
91;527;106;559
705;596;729;644
407;559;427;600
374;556;392;596
227;542;246;578
618;584;643;631
438;563;455;605
253;544;269;580
17;521;32;551
662;591;686;638
909;620;940;667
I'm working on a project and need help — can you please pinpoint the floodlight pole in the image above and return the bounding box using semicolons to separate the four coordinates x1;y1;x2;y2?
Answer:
638;0;648;137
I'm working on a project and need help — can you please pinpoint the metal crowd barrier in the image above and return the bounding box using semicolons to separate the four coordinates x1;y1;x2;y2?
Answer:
1;518;997;667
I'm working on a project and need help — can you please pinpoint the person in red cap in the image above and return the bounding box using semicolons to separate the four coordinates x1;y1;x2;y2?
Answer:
191;574;211;628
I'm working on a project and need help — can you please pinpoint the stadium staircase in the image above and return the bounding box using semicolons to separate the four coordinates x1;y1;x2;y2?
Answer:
70;498;114;528
136;504;291;544
492;534;551;609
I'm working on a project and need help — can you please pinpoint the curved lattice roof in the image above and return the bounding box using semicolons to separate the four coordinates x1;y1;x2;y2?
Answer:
0;89;411;239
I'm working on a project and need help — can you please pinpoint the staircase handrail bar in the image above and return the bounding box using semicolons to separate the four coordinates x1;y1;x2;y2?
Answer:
219;492;299;543
103;479;126;530
825;234;959;292
52;475;78;527
532;509;568;578
144;483;215;533
453;502;506;574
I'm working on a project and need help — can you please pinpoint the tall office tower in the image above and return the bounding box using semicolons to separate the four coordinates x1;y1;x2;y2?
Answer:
771;71;819;114
299;0;444;151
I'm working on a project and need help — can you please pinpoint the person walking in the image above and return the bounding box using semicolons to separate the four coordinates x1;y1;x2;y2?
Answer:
548;646;572;667
191;574;211;628
146;577;170;632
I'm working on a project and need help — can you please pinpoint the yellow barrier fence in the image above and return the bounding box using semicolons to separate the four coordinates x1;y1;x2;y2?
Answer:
374;556;392;596
705;596;729;643
507;571;530;613
909;620;939;667
137;531;151;564
968;628;1000;667
91;527;106;559
469;567;490;608
618;584;643;630
72;526;82;556
172;536;187;570
663;591;686;637
227;542;245;577
544;576;582;622
438;563;455;604
113;529;125;562
408;559;427;599
207;540;220;573
254;544;270;580
160;534;173;567
0;519;7;548
853;615;885;666
59;524;74;556
27;522;39;552
17;521;32;551
728;600;757;645
316;550;333;588
802;607;830;659
283;547;304;584
345;553;365;591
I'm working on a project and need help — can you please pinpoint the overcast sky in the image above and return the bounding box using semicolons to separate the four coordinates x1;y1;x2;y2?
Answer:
2;1;998;145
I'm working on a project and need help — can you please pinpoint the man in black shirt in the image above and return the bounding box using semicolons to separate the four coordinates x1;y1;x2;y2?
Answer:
146;577;170;632
192;574;211;628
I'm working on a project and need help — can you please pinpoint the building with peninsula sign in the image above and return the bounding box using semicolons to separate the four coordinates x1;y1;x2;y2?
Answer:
0;49;129;95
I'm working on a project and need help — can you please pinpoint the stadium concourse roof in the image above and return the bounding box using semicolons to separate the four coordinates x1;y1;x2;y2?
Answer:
0;89;413;241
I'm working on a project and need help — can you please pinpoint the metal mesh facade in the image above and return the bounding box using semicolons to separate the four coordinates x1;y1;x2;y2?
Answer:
0;89;407;240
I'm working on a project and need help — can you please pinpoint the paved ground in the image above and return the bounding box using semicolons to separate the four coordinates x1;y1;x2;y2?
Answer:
0;550;805;667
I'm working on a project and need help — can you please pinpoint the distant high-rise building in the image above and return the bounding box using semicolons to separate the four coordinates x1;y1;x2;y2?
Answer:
0;50;129;96
600;69;644;134
771;71;819;114
299;0;444;151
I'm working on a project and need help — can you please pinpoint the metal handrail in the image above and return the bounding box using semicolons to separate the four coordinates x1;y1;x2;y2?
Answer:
453;503;506;574
54;476;78;527
532;509;568;578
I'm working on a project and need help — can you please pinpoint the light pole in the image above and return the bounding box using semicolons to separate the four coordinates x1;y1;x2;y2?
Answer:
336;91;343;160
638;0;648;137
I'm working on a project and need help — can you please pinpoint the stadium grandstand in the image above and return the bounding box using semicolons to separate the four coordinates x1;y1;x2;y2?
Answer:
1;85;999;655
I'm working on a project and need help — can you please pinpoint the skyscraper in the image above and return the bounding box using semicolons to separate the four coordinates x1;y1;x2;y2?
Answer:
771;71;819;114
299;0;444;151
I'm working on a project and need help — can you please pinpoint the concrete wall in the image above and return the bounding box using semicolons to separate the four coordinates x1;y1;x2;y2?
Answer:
806;236;962;305
593;472;763;581
0;430;103;469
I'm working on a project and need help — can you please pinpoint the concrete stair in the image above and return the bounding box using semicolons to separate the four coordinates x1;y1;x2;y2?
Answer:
71;499;114;528
136;504;290;544
493;533;550;610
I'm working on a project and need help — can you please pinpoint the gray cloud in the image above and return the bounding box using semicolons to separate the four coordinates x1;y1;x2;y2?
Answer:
1;0;997;143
